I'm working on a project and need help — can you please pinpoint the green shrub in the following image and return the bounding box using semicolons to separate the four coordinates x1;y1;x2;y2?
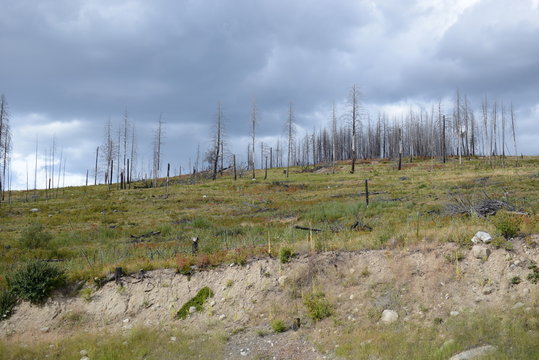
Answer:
511;276;522;285
8;261;66;304
270;319;287;333
279;247;292;264
19;223;52;249
493;211;521;239
0;289;17;321
303;291;332;321
527;264;539;284
176;287;214;319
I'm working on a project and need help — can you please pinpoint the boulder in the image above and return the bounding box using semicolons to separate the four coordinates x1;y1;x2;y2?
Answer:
472;245;491;259
449;345;496;360
471;231;492;244
380;309;398;324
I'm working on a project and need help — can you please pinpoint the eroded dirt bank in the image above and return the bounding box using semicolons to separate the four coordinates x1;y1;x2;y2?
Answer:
2;236;539;359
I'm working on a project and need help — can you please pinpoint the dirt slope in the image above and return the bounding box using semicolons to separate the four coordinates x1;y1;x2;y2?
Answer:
2;236;538;359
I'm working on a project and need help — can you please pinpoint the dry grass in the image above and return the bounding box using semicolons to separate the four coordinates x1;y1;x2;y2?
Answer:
0;156;537;283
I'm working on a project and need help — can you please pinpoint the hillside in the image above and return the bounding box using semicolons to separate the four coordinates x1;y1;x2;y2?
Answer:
1;157;538;359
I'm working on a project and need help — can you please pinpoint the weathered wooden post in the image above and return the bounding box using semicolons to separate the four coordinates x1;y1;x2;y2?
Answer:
192;237;199;254
365;179;369;207
233;154;237;181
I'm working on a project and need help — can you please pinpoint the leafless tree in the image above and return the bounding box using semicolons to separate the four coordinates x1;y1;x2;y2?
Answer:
250;100;257;179
0;95;12;201
286;103;296;178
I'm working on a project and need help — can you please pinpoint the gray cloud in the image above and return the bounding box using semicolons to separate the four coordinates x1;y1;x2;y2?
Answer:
1;0;538;189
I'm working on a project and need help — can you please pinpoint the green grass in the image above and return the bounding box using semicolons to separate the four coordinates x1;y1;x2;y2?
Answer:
0;156;537;282
0;327;225;360
324;309;539;360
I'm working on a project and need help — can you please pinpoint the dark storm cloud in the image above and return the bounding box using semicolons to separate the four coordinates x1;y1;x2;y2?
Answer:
1;0;538;189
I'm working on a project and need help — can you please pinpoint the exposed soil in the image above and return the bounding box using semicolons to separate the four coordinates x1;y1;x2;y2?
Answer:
2;235;539;359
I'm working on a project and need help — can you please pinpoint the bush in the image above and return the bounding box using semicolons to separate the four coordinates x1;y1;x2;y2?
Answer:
176;287;214;319
493;211;521;239
279;247;292;264
19;223;52;249
303;291;332;321
270;319;287;333
8;261;66;304
0;289;17;321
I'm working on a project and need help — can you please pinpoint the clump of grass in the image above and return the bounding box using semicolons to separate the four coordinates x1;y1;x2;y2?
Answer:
279;247;292;264
270;319;287;333
303;291;332;321
493;211;521;239
176;287;214;319
19;223;52;249
527;263;539;284
8;261;66;304
0;289;17;321
511;276;522;285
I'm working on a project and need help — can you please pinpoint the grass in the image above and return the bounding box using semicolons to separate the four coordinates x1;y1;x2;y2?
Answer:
0;156;537;283
322;309;539;360
0;327;225;360
175;286;214;319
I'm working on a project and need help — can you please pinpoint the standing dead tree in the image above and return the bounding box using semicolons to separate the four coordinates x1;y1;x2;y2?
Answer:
210;103;223;181
250;101;257;179
286;103;296;178
152;115;164;187
349;85;361;174
0;95;12;202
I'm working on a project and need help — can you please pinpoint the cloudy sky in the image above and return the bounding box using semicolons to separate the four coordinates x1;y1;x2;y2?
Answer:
1;0;538;189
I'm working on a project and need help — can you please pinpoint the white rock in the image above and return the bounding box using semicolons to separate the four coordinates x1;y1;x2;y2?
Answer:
277;276;288;286
122;318;130;323
512;302;525;309
472;245;491;259
219;314;226;320
450;311;460;317
80;357;90;360
449;345;496;360
240;348;250;356
189;306;197;314
80;350;88;356
170;336;177;342
210;300;216;307
349;294;355;300
471;231;492;244
40;327;50;333
380;309;398;324
30;208;39;212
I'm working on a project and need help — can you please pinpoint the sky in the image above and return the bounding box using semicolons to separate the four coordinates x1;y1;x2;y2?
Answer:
1;0;538;190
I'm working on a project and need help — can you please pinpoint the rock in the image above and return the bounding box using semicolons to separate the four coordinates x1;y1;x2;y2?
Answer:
170;336;177;342
189;306;197;314
349;294;355;300
449;345;496;360
512;302;525;309
219;314;226;320
40;327;50;333
80;350;88;356
380;309;398;324
30;208;39;213
450;311;460;317
122;318;130;323
482;287;493;295
278;276;288;286
472;245;491;259
210;300;216;307
471;231;492;244
80;357;90;360
240;348;250;356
